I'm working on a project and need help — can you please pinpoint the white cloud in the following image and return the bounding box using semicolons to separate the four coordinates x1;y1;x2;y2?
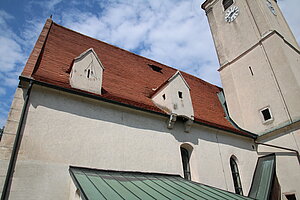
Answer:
0;36;25;72
278;0;300;44
0;87;5;96
59;0;220;85
0;10;27;89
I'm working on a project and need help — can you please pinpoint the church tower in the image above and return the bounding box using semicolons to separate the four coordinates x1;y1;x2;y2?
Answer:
202;0;300;134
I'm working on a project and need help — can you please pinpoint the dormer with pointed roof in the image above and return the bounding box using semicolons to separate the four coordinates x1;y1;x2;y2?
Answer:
70;48;105;95
151;71;194;120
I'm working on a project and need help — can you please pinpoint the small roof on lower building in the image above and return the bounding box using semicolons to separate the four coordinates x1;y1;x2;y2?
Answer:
69;166;253;200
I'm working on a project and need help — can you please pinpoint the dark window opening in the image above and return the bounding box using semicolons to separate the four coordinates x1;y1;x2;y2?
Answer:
249;66;254;76
230;157;243;195
181;147;191;180
148;64;162;73
162;94;166;100
285;194;296;200
223;0;234;10
87;69;91;78
261;108;272;121
178;91;183;99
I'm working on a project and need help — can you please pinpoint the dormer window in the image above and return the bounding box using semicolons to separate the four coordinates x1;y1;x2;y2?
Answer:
86;69;91;78
178;91;183;99
223;0;233;10
148;64;162;73
151;71;194;121
70;48;105;95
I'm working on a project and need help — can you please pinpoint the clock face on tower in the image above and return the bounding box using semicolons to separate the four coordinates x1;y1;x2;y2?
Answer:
225;6;239;23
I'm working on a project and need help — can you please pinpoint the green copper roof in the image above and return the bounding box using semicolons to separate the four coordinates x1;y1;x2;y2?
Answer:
69;166;253;200
248;154;276;200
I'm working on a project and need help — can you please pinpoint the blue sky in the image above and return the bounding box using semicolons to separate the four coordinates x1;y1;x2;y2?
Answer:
0;0;299;128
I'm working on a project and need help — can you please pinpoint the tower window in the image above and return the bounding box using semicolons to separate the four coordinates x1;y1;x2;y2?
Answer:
249;66;254;76
181;147;191;180
230;156;243;195
223;0;234;10
178;91;183;99
260;107;273;122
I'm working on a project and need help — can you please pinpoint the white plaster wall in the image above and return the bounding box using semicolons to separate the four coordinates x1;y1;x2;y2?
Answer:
263;35;300;122
205;0;261;65
5;86;257;199
220;44;290;134
206;0;300;135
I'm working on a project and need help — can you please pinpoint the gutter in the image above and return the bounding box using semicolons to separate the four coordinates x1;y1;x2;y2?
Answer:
19;76;254;139
1;81;33;200
255;142;300;164
217;91;257;139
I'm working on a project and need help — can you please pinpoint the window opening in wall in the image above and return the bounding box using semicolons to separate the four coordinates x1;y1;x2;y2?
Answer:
223;0;234;10
285;194;296;200
261;108;272;121
178;91;183;99
249;66;254;76
230;157;243;195
162;94;166;100
148;64;162;73
87;69;91;78
181;147;191;180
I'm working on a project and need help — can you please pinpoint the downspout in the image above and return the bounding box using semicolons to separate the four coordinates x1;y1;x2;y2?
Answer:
1;81;33;200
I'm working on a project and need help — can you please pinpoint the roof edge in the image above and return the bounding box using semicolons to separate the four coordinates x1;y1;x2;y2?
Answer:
21;18;53;78
19;76;256;139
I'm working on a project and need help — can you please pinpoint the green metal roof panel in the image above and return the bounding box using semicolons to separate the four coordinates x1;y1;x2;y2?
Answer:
69;167;254;200
248;154;276;200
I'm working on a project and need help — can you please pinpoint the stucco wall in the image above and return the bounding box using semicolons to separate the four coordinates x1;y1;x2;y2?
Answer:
2;86;257;199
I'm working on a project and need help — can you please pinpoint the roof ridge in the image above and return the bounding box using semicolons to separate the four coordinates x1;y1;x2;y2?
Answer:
52;22;178;70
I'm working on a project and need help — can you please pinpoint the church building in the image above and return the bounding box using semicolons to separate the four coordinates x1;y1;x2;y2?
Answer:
0;0;299;199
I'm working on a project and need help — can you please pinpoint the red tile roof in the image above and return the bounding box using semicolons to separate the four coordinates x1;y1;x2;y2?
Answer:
21;19;254;138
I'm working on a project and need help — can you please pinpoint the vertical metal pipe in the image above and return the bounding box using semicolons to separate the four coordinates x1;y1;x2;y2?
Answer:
1;81;33;200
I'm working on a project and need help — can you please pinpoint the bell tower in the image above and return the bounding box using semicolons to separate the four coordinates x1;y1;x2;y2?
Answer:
202;0;300;134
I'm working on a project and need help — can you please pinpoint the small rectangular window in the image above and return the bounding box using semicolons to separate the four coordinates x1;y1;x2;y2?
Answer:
178;91;183;99
260;107;273;123
249;66;254;76
261;108;271;121
162;94;166;100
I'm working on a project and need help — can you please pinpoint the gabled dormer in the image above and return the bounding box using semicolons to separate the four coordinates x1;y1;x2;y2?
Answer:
152;71;194;120
70;48;104;95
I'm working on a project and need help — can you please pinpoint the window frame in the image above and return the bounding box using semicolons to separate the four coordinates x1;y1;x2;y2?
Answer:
259;106;274;124
180;146;192;180
230;156;243;195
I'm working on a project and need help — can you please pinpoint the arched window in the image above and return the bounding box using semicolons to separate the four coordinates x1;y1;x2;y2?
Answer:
180;147;191;180
223;0;234;10
230;156;243;195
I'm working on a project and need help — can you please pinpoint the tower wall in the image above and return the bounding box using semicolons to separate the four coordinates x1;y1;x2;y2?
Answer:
203;0;300;134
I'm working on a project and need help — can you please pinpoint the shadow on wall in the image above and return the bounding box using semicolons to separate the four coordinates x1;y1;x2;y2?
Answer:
28;85;255;150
